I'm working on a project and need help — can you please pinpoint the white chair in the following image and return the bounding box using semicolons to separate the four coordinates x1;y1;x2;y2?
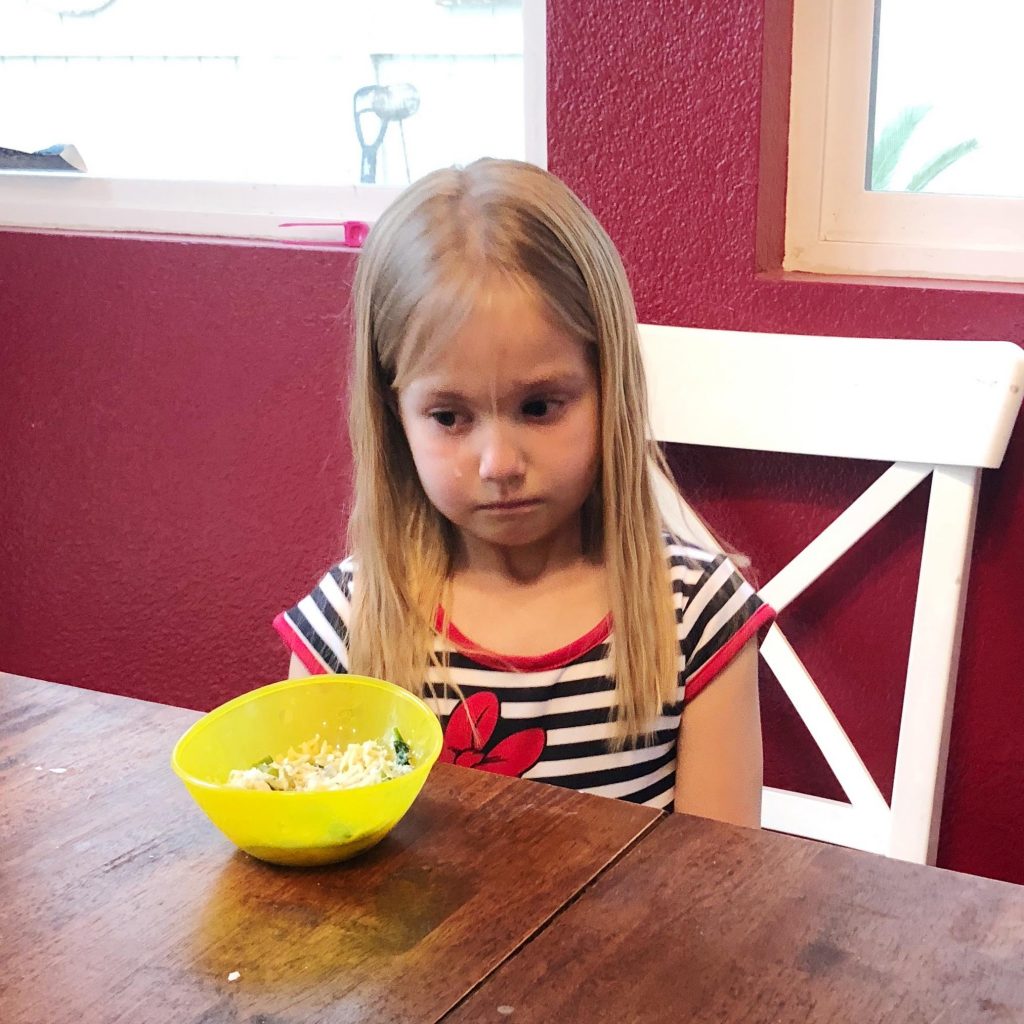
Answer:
641;323;1024;863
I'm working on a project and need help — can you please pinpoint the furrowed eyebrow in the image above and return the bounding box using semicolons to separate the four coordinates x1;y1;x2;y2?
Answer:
420;389;468;405
517;373;588;392
421;374;585;399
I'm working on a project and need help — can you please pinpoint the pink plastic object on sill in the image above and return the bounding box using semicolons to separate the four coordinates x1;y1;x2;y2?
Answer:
277;220;370;248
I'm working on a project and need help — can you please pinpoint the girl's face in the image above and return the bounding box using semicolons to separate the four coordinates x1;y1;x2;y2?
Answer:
396;285;600;566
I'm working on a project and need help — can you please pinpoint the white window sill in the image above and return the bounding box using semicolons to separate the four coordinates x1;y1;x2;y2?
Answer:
0;172;406;245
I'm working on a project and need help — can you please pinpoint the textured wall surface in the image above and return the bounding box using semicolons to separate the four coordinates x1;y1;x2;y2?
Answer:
1;236;358;710
3;0;1024;880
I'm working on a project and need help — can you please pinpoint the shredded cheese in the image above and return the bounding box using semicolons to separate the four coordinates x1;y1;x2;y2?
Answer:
226;733;412;792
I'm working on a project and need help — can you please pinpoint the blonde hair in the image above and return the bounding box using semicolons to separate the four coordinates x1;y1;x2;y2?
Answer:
347;158;678;745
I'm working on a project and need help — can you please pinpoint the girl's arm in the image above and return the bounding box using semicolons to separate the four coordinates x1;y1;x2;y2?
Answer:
674;638;763;829
287;653;312;679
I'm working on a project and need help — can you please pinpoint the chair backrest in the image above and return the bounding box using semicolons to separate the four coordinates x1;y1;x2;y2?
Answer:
640;323;1024;863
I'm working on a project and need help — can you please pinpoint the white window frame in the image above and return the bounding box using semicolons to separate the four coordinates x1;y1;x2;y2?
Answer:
785;0;1024;284
0;0;546;245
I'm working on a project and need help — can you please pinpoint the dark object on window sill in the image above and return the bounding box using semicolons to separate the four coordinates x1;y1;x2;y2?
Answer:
353;84;419;184
0;144;86;172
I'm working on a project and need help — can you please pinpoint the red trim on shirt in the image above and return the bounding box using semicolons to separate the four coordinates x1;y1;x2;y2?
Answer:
684;603;776;701
434;607;613;672
273;612;328;675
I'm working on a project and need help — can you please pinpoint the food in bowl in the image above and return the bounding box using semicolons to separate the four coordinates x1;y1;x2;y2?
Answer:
226;730;413;792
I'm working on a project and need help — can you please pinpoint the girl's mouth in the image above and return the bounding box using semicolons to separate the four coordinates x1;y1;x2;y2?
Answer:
478;499;541;511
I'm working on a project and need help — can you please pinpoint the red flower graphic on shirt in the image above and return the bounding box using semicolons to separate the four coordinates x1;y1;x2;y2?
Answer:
440;691;545;777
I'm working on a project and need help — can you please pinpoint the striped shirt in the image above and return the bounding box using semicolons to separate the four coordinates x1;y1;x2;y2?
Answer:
274;535;774;811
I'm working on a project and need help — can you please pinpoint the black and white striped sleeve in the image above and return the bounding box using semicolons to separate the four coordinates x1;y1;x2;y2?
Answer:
668;539;775;701
273;560;354;674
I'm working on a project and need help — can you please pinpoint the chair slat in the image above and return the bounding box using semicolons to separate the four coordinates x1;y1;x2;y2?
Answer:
761;788;890;854
759;462;930;613
761;626;888;815
890;465;980;864
641;325;1024;467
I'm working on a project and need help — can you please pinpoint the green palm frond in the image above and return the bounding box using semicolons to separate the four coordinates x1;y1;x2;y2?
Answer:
907;138;980;192
871;104;931;190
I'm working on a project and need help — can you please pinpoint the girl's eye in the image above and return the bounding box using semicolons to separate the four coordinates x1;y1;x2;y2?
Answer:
522;398;559;419
429;410;461;429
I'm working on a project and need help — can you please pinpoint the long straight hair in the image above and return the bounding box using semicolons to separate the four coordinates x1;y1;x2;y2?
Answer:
347;158;678;745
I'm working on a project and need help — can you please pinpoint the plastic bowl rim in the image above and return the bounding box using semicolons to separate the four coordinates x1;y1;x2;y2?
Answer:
170;674;444;795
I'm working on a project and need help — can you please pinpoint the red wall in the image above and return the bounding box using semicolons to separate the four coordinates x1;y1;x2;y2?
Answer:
1;239;358;709
3;0;1024;882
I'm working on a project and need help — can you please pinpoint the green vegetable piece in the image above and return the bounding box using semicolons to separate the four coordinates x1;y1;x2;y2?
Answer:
393;728;411;766
252;755;273;769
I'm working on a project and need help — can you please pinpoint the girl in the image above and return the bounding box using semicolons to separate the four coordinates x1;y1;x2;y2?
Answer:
274;159;773;827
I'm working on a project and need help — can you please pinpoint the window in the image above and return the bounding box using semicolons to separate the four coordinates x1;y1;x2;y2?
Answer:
0;0;545;242
785;0;1024;283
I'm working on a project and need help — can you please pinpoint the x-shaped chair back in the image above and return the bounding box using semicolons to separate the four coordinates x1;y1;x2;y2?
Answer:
641;323;1024;862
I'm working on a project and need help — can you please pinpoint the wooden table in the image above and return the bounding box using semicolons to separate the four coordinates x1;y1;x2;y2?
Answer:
0;675;658;1024
447;814;1024;1023
3;675;1024;1024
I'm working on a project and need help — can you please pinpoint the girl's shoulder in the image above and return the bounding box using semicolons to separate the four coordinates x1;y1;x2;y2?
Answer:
659;530;764;620
659;529;773;688
661;530;728;572
312;555;357;597
274;556;356;675
333;554;357;584
288;555;358;626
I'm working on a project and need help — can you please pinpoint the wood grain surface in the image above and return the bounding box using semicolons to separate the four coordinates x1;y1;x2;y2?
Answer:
443;812;1024;1024
0;675;660;1024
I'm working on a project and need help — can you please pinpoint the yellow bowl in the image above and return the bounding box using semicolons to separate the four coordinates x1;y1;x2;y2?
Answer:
171;675;443;866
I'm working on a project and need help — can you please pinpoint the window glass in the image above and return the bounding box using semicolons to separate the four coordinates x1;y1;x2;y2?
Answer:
869;0;1024;197
0;0;525;188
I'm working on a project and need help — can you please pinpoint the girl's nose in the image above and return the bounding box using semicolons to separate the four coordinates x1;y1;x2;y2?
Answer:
478;423;526;484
